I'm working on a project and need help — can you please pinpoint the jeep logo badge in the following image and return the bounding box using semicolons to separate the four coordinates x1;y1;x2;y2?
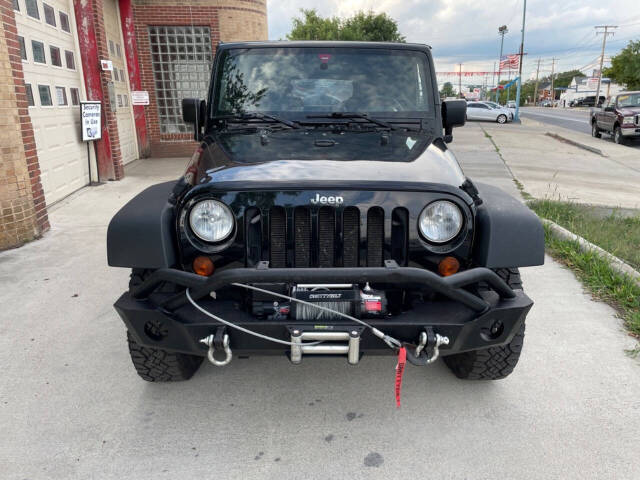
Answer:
310;193;344;205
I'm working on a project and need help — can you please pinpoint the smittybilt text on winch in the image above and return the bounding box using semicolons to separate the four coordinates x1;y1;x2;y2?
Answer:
107;41;544;382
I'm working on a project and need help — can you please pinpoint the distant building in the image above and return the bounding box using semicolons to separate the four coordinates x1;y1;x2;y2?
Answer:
560;76;625;106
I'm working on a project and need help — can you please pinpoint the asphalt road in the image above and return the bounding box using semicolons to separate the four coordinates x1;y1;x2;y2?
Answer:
1;129;639;479
519;106;640;150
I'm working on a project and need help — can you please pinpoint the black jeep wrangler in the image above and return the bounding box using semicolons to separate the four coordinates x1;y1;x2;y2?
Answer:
108;41;544;382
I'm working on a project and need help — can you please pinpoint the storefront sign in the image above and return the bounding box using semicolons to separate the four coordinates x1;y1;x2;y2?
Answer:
80;101;102;141
101;59;113;71
131;90;150;105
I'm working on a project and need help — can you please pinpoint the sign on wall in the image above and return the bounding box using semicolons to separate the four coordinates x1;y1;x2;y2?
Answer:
80;101;102;141
100;59;113;71
131;91;150;105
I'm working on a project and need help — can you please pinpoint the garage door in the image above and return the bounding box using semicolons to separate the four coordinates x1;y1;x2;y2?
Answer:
103;0;138;165
15;0;88;205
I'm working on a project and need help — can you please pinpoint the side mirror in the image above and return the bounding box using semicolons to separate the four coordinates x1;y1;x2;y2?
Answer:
441;100;467;143
604;106;615;112
182;98;207;141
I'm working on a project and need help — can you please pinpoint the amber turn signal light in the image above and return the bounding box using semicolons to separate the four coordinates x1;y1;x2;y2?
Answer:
438;256;460;277
193;256;214;276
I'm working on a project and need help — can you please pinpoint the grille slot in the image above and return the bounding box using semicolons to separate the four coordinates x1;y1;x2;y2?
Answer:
391;208;409;266
294;207;311;267
318;207;335;267
342;207;360;267
367;208;384;267
269;207;286;268
245;207;262;267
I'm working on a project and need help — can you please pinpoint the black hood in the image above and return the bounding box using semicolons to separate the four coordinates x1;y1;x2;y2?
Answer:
194;130;466;187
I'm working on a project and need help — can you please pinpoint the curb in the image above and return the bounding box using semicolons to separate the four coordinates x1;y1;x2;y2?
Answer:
542;218;640;286
545;132;607;157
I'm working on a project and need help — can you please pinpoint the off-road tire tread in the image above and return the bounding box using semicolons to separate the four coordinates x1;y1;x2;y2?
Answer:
444;268;525;380
127;332;203;382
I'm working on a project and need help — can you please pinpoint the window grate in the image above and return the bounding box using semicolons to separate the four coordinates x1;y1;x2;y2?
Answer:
148;26;213;134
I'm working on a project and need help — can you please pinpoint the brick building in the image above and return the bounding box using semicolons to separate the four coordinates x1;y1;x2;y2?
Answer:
0;0;267;250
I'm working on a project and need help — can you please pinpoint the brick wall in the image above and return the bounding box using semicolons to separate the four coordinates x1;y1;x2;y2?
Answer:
132;0;267;158
0;0;49;250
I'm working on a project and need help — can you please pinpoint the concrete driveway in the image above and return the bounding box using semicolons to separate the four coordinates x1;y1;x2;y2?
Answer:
1;130;639;480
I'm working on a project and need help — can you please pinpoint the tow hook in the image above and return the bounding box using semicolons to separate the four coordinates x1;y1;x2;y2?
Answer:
200;327;232;366
406;328;449;366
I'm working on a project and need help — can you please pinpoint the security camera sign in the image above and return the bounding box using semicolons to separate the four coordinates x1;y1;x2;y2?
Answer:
80;101;102;141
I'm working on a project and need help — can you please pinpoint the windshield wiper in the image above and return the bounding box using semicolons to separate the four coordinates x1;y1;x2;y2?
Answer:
212;112;301;129
304;112;395;130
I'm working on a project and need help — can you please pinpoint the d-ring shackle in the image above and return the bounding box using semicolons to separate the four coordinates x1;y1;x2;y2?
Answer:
200;333;232;366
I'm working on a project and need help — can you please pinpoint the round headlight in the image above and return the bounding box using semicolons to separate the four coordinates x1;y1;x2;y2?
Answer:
419;200;463;243
189;200;234;243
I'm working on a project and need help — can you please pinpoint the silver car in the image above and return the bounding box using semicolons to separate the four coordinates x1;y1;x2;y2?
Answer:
481;101;514;120
466;101;511;123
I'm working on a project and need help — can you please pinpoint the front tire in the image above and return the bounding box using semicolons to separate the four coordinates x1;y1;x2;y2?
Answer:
497;114;507;124
613;126;625;145
127;332;203;382
444;268;526;380
126;268;203;382
591;121;601;138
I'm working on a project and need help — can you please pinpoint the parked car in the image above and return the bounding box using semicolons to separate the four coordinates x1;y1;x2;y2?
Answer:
481;101;514;120
466;101;511;123
107;41;543;383
506;100;516;109
576;96;605;107
591;91;640;144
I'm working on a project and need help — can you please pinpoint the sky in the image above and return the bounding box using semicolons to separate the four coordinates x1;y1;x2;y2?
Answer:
267;0;640;89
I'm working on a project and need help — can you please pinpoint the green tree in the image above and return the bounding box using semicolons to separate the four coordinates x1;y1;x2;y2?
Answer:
440;82;455;98
603;40;640;90
287;9;405;42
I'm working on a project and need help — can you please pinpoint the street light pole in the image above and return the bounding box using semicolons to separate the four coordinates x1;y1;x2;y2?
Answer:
495;25;508;102
514;0;527;121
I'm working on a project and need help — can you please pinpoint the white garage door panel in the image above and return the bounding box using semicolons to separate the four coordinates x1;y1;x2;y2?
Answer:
16;0;88;205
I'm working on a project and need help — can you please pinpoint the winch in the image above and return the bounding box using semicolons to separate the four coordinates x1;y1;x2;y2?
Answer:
251;283;388;321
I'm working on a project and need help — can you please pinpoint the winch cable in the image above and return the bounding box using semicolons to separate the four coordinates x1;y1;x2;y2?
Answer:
231;283;403;351
186;289;323;347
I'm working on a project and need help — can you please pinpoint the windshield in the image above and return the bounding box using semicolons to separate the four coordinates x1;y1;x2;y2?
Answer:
212;47;434;118
617;93;640;108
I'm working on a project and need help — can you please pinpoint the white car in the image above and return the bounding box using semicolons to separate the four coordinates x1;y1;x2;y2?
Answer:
466;101;511;123
481;101;514;120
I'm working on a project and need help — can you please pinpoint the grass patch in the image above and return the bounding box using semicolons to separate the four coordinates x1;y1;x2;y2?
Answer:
543;224;640;339
530;199;640;270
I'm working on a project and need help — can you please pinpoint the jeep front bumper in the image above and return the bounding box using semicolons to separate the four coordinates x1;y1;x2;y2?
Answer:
115;262;533;359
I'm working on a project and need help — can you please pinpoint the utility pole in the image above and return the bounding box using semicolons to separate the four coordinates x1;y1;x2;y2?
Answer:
514;0;527;121
595;25;617;106
533;58;541;106
458;63;463;98
549;57;557;107
495;25;508;101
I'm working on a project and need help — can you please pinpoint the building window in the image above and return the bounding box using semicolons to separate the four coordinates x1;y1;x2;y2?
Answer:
149;26;212;133
109;40;115;55
113;68;119;81
60;12;70;32
117;94;123;108
56;86;67;106
32;40;46;63
18;36;27;60
26;0;39;19
38;85;52;106
123;94;129;107
65;50;75;69
70;87;80;106
43;3;55;26
26;84;35;106
120;69;125;83
13;0;20;12
50;45;61;67
116;43;121;57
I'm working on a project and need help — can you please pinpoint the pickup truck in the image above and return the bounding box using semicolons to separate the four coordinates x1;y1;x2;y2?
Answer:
591;92;640;144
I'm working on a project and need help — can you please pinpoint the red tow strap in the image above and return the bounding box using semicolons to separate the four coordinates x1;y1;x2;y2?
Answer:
395;347;407;408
